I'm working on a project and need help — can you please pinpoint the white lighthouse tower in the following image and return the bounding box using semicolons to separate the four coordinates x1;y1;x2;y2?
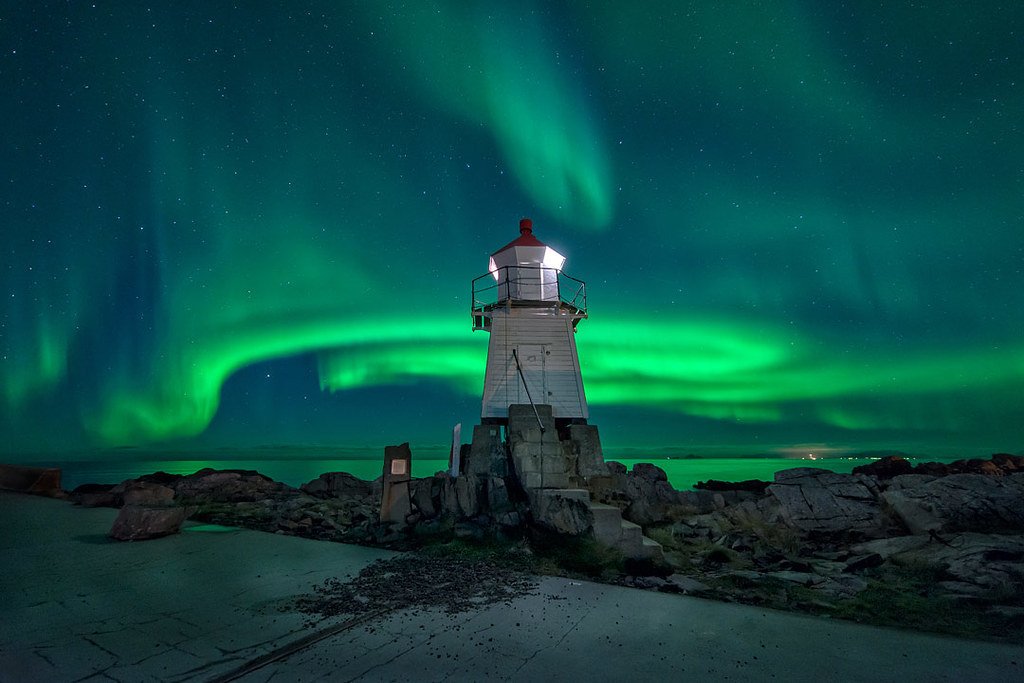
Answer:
471;218;589;426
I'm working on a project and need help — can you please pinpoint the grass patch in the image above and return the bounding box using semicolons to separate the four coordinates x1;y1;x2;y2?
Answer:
831;562;1022;641
528;534;625;579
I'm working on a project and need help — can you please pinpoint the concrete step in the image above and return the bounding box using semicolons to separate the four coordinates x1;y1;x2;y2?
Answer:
641;536;665;562
589;503;624;546
615;519;644;556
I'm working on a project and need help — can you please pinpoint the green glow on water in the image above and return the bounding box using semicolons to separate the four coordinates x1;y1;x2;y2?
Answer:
184;524;239;534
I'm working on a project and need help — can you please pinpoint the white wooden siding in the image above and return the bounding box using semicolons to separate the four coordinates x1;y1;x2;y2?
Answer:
481;308;588;419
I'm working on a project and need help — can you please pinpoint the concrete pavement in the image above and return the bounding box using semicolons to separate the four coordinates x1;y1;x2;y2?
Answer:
2;491;1022;682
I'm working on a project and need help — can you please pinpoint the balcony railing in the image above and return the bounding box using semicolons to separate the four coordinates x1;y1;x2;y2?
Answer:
472;265;587;330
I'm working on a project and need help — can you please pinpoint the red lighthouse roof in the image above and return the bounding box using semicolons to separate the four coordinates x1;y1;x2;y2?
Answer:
492;217;546;255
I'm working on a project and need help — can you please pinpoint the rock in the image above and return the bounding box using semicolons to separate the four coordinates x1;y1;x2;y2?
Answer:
301;472;374;502
937;580;989;596
486;476;510;511
634;576;667;590
667;574;711;594
439;475;461;517
843;553;884;572
694;479;770;493
849;535;930;559
70;483;120;508
617;466;696;526
606;461;627;475
531;490;593;535
773;467;832;482
880;487;943;535
717;569;763;583
455;475;482;517
882;473;1024;534
454;521;486;541
632;463;668;482
913;461;954;477
109;505;191;541
497;511;522;528
808;560;847;576
993;454;1024;472
134;471;183;486
815;575;869;598
954;458;1003;475
986;605;1024;621
122;482;175;507
767;571;824;586
851;456;914;479
409;479;437;518
767;469;883;537
174;469;296;503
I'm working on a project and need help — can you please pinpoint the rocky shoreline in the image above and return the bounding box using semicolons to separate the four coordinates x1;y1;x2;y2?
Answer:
46;453;1024;641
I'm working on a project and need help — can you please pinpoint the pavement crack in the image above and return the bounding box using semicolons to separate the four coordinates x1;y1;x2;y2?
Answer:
33;647;57;668
340;636;427;683
509;605;595;678
82;635;120;661
202;609;391;683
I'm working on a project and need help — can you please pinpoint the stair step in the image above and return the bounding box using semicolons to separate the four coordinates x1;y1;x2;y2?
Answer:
589;503;624;545
619;519;643;539
641;536;665;561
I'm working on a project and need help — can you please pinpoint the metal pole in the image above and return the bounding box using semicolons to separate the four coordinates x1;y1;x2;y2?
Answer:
511;348;545;434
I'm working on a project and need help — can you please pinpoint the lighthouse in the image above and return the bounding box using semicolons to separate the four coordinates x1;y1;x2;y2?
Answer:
471;218;589;427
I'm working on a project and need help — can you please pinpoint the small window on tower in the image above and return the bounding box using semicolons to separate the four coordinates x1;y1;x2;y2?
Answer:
391;460;407;476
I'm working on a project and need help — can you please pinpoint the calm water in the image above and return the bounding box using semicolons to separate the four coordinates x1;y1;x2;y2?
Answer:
49;456;952;491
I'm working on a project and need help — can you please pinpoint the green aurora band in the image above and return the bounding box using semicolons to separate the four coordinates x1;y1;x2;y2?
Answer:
1;2;1021;454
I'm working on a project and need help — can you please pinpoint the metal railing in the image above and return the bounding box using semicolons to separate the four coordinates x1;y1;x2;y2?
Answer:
471;265;587;330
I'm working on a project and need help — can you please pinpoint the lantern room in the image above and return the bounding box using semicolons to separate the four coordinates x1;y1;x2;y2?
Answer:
488;218;566;302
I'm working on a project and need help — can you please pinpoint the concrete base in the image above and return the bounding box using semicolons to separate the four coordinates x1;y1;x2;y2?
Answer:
3;492;1022;682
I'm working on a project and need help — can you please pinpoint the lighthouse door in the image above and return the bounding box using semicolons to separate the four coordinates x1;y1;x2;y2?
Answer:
514;344;547;406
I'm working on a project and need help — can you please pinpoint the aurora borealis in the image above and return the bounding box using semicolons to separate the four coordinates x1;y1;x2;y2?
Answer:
2;2;1021;456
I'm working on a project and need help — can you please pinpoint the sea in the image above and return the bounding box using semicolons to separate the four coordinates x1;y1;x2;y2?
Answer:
44;454;965;492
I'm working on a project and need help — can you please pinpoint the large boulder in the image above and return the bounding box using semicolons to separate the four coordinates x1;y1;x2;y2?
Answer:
767;468;884;537
172;469;295;503
531;490;593;535
409;478;437;518
301;472;376;502
454;475;482;517
859;532;1024;595
109;505;191;541
122;482;175;506
632;463;669;482
851;456;914;479
70;483;121;508
882;473;1024;534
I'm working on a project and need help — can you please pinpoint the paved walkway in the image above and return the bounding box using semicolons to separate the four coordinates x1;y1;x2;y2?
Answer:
2;491;1022;682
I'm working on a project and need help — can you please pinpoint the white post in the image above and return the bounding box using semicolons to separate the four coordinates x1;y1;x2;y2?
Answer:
449;422;462;477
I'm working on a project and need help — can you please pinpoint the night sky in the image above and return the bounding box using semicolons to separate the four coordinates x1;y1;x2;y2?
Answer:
2;2;1022;457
